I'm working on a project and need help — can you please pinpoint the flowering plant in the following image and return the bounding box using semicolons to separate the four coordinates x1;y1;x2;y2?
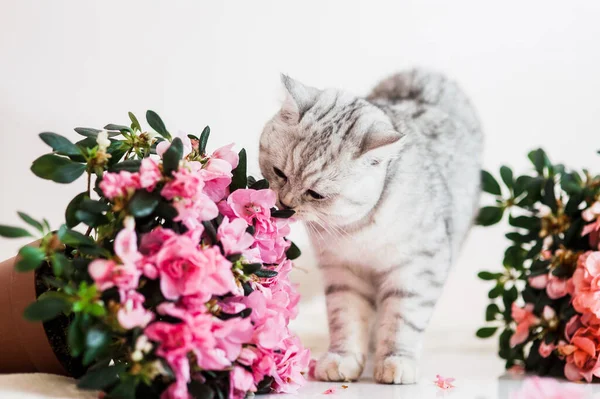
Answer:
476;148;600;381
0;111;309;398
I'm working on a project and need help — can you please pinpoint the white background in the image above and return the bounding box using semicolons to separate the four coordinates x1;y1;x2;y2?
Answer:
1;0;599;351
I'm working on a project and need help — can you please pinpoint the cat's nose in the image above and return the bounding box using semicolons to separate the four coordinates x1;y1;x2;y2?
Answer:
279;197;293;210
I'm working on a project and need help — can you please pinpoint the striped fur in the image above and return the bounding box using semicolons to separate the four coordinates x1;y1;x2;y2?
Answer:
259;69;483;384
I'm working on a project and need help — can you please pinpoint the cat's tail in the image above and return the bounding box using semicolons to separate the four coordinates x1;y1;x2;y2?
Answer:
367;69;481;133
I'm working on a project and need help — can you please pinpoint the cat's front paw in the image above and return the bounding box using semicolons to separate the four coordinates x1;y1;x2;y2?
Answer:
374;356;419;384
315;352;365;382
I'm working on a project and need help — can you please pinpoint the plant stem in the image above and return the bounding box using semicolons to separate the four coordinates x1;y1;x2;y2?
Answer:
86;171;92;197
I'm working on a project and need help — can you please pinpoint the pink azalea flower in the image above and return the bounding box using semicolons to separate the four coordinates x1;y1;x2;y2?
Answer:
434;374;455;389
270;335;311;394
546;275;568;299
212;143;239;169
161;381;191;399
156;131;193;158
229;366;256;399
99;171;141;200
252;218;291;264
145;321;194;366
172;195;219;231
510;303;539;347
114;218;142;266
161;164;205;201
154;235;236;301
217;216;254;256
238;347;259;367
558;315;600;382
570;252;600;318
88;259;141;292
227;189;276;224
538;341;556;358
528;274;549;289
511;376;588;399
201;158;233;202
582;204;600;250
117;290;154;330
254;314;287;350
139;158;162;191
212;317;254;361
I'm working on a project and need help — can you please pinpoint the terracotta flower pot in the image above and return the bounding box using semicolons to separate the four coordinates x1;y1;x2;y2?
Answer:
0;253;67;375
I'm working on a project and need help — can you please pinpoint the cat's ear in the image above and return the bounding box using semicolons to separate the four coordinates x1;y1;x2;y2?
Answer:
280;74;320;124
359;123;404;158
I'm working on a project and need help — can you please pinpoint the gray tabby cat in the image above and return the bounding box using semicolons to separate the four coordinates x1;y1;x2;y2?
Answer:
259;69;483;384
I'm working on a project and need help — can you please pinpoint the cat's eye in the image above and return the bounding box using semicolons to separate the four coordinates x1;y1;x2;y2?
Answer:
273;167;287;180
306;190;325;200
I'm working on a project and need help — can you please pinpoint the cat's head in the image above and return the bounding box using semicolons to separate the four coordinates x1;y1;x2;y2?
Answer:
259;75;404;227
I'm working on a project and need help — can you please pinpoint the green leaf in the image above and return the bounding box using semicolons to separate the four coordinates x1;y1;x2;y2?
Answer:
503;286;518;310
508;215;540;230
50;252;69;277
188;381;215;399
156;201;178;220
514;175;533;198
146;110;171;140
57;225;96;247
83;327;109;366
477;271;501;281
23;295;70;322
271;209;295;218
108;378;137;399
202;220;218;244
485;303;500;321
488;285;502;299
15;246;46;272
88;303;106;317
561;173;582;195
80;199;110;214
254;269;278;278
17;212;44;232
128;112;142;132
249;179;270;190
162;137;184;176
106;140;128;166
505;232;534;243
500;166;513;189
481;170;501;196
242;263;263;274
229;149;247;192
31;154;86;184
75;210;109;227
286;241;301;260
542;178;557;213
108;159;142;173
476;206;504;226
199;125;210;154
504;245;527;269
74;127;101;137
66;192;88;228
128;190;160;218
476;326;498;338
528;148;548;176
104;124;131;133
77;364;128;390
39;132;81;156
0;224;32;238
551;265;571;278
